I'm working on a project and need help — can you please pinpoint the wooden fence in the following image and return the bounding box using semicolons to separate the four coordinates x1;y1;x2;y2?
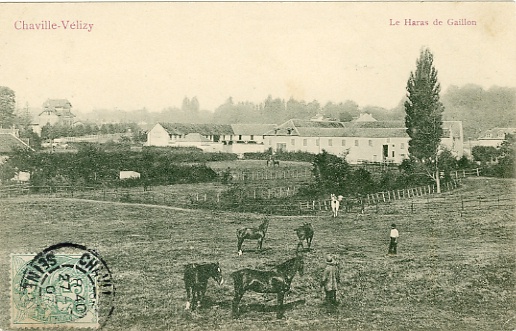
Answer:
223;168;312;182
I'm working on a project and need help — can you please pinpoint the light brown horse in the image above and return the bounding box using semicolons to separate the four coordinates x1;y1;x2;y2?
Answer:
236;218;270;256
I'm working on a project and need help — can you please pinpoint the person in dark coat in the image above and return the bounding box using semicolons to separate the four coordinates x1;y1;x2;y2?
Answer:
321;254;340;305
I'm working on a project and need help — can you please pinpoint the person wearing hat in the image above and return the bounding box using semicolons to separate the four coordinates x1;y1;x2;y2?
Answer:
388;223;399;255
321;254;340;305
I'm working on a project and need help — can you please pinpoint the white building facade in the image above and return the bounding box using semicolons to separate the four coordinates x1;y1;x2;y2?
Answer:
263;116;464;164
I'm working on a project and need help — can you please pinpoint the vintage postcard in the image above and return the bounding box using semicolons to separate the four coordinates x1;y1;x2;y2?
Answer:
0;2;515;331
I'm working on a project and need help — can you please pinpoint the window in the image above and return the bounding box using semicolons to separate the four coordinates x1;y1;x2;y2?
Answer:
238;135;242;140
291;139;295;146
368;140;373;147
355;139;359;146
328;139;333;146
400;142;405;149
316;139;320;147
392;151;395;157
250;135;254;141
303;139;307;146
342;139;346;146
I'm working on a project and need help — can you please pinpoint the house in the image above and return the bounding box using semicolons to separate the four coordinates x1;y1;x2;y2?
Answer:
38;99;75;127
471;128;516;148
263;115;463;164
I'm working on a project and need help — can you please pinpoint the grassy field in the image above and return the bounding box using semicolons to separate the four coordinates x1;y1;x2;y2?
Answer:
0;177;515;331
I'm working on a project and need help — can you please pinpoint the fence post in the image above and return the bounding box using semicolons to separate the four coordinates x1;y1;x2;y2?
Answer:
476;168;480;176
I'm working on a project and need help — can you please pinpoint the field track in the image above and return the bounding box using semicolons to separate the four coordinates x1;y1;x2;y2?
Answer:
1;177;514;331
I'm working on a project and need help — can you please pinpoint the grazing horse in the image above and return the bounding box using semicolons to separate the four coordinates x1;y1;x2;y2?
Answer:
330;194;340;217
237;218;270;256
231;254;304;319
184;262;224;311
294;223;314;251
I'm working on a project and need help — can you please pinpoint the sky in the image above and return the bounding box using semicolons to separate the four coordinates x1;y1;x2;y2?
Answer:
0;2;515;114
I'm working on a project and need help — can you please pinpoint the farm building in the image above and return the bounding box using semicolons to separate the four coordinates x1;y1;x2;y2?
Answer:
146;123;233;147
263;114;464;164
146;123;275;153
37;99;75;127
228;124;276;154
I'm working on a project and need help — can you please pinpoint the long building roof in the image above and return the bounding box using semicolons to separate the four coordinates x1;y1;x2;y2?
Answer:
265;118;462;138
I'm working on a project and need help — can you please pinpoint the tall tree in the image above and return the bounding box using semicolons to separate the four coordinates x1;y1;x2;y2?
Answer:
0;86;16;128
404;48;445;192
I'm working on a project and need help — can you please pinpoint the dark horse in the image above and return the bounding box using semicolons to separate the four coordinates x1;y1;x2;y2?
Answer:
231;254;304;319
184;262;224;311
294;223;314;251
237;218;270;256
266;157;280;167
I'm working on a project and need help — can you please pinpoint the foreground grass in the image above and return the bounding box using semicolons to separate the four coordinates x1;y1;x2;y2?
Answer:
0;178;514;331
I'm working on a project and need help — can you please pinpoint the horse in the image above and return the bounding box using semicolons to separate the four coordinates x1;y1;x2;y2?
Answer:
183;262;224;311
294;223;314;251
231;254;304;319
237;218;270;256
330;194;340;217
266;158;280;167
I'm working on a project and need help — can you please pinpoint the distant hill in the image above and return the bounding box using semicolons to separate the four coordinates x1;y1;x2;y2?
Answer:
441;85;516;139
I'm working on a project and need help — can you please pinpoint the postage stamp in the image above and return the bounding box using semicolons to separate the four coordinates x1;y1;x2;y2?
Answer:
10;243;115;329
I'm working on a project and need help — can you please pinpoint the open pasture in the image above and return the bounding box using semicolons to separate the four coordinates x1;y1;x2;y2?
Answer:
0;178;514;331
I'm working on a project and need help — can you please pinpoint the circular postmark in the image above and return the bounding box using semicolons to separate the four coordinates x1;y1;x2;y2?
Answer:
11;243;115;329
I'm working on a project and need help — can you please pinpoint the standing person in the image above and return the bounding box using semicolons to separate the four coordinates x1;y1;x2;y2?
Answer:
321;254;340;306
388;223;399;255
